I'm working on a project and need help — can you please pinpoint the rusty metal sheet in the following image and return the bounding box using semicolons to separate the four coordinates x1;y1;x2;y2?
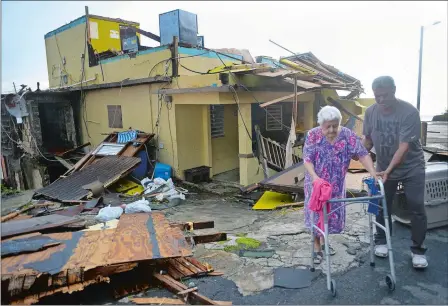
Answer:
106;212;192;265
1;214;79;238
35;156;141;201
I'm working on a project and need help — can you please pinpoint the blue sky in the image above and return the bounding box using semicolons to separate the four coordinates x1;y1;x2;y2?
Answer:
2;1;447;118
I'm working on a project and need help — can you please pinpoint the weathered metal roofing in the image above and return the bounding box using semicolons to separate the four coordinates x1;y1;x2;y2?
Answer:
35;156;141;201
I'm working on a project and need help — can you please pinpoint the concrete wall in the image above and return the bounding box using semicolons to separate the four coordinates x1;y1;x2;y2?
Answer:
211;104;239;175
175;104;207;177
45;17;87;88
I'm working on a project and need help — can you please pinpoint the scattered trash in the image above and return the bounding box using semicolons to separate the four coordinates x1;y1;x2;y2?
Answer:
95;205;123;223
125;198;152;213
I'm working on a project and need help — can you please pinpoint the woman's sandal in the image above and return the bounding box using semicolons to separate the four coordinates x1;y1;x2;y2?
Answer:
322;244;336;256
313;251;324;264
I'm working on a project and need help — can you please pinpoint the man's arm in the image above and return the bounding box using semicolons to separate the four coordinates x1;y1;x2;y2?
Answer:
379;111;420;182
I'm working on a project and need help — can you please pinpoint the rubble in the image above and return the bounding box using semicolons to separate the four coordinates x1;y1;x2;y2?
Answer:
0;130;231;305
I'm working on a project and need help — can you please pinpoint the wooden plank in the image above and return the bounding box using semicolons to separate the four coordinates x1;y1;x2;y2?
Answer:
207;271;224;276
120;134;154;157
274;201;305;210
1;215;79;238
170;221;215;231
215;301;232;306
106;213;192;265
57;142;91;157
55;156;74;169
186;233;228;245
153;273;218;305
176;257;203;275
9;277;110;305
185;257;211;272
178;287;198;295
260;91;306;108
168;259;194;277
131;297;186;305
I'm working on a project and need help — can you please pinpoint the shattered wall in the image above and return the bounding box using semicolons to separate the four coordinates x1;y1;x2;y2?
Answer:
1;91;80;190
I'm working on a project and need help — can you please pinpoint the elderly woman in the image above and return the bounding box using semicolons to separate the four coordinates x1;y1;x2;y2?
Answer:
303;106;377;264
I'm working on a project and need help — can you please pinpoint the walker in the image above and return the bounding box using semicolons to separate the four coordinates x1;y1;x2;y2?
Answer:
309;178;396;297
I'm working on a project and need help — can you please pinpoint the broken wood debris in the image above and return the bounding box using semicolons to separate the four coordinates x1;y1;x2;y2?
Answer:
1;211;227;305
131;297;186;305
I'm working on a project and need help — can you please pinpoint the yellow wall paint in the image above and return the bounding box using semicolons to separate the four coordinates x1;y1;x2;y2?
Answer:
45;23;87;88
211;104;239;175
175;104;206;177
88;17;140;53
81;84;181;176
81;86;153;147
45;21;171;88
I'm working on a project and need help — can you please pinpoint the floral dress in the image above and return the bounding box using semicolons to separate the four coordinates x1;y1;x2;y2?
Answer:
303;126;368;235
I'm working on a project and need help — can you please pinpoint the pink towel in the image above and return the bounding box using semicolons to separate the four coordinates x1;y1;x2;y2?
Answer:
309;178;333;233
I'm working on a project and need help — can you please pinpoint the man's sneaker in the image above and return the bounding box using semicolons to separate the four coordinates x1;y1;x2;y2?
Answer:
412;253;428;269
375;244;388;258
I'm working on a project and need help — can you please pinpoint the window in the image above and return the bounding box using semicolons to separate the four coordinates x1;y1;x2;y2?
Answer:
266;104;283;131
210;105;224;138
107;105;123;128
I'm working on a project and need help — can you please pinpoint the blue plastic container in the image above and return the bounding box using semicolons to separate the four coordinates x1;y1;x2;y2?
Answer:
363;177;380;216
154;163;172;181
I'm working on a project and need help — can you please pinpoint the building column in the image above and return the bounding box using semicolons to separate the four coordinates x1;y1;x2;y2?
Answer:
238;104;264;186
303;100;315;130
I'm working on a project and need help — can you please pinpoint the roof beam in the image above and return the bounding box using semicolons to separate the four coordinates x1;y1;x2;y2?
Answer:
259;91;306;108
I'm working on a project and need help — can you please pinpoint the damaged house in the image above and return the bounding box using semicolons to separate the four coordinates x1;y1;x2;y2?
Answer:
1;8;375;190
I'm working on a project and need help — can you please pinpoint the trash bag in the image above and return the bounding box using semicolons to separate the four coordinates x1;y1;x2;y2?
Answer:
95;205;123;222
125;198;152;214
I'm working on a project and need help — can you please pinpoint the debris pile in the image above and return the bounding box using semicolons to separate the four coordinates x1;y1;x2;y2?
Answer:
1;130;229;305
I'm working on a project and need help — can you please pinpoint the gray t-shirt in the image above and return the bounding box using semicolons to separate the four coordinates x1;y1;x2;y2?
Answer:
363;99;425;180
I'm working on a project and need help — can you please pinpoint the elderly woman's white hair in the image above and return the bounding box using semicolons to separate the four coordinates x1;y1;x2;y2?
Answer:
317;105;342;125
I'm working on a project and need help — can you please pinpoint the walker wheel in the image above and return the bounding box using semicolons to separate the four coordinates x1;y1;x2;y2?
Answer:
330;279;337;297
386;274;395;291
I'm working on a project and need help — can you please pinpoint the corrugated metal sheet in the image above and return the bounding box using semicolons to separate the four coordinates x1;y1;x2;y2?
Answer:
36;156;141;201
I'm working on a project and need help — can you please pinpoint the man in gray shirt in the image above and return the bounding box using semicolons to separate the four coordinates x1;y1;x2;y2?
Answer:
363;76;428;269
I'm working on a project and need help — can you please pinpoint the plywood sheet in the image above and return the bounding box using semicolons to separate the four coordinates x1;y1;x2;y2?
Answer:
106;213;192;265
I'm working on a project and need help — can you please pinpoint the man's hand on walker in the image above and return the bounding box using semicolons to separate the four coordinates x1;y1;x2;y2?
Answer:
377;170;389;183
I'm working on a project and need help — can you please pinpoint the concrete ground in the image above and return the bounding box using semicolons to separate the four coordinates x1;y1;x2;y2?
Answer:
23;191;448;305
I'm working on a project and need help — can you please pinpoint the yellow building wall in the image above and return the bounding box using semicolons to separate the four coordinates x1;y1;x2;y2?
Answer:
211;105;239;175
45;18;87;88
88;17;140;53
81;84;179;176
81;86;153;146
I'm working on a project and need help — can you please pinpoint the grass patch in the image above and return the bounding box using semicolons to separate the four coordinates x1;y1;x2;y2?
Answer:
223;237;261;253
235;233;248;237
1;184;19;196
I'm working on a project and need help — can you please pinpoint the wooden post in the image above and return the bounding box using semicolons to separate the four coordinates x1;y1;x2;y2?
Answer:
172;36;179;77
421;121;428;146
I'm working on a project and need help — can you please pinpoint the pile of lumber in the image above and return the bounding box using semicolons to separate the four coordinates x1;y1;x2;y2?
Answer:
1;213;228;305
